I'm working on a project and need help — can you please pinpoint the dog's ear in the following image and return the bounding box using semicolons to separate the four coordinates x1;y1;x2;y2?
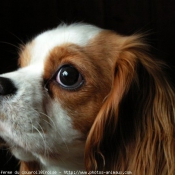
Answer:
85;35;175;174
20;161;40;175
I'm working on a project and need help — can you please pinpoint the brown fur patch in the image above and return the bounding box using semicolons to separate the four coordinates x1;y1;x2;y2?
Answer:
18;41;35;67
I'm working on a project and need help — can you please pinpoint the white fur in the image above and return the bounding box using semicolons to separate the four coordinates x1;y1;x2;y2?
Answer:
0;23;102;173
30;23;102;65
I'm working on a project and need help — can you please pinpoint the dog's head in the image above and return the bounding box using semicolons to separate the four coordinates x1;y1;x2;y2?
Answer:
0;23;174;174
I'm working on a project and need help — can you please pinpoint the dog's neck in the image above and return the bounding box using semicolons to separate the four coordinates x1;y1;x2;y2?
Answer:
11;142;85;174
36;141;85;173
38;151;85;173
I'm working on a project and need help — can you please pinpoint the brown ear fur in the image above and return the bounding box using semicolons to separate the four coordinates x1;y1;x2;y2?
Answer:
20;161;40;175
85;34;175;174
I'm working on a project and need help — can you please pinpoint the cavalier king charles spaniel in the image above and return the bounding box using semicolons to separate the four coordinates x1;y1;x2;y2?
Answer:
0;23;174;175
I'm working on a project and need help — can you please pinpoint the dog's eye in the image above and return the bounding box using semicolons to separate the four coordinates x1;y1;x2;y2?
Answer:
56;65;84;90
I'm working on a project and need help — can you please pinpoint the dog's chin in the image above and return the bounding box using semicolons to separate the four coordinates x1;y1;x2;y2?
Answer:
11;146;36;162
0;137;35;162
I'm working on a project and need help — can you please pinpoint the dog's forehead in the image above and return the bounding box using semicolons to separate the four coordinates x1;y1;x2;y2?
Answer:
20;24;102;67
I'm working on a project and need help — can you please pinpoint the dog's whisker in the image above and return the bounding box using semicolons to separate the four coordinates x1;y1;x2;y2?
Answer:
0;41;21;50
38;111;56;129
36;122;50;157
32;108;56;129
8;31;25;46
41;118;54;128
36;122;52;158
32;125;47;155
27;117;34;134
58;131;69;153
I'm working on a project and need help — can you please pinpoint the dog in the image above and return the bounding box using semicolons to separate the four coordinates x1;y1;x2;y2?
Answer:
0;23;174;175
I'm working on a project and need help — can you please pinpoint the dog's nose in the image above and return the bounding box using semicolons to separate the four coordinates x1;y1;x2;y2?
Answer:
0;77;17;95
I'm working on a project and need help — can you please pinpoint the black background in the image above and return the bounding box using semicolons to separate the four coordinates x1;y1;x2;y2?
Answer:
0;0;175;171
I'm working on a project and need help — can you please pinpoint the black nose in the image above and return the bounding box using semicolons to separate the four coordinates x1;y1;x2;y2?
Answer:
0;77;17;95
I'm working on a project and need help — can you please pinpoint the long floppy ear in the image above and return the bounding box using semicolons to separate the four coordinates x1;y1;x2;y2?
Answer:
20;161;40;175
85;34;175;174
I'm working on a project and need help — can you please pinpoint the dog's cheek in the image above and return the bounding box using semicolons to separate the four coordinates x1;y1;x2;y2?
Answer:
48;84;104;135
45;98;82;139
